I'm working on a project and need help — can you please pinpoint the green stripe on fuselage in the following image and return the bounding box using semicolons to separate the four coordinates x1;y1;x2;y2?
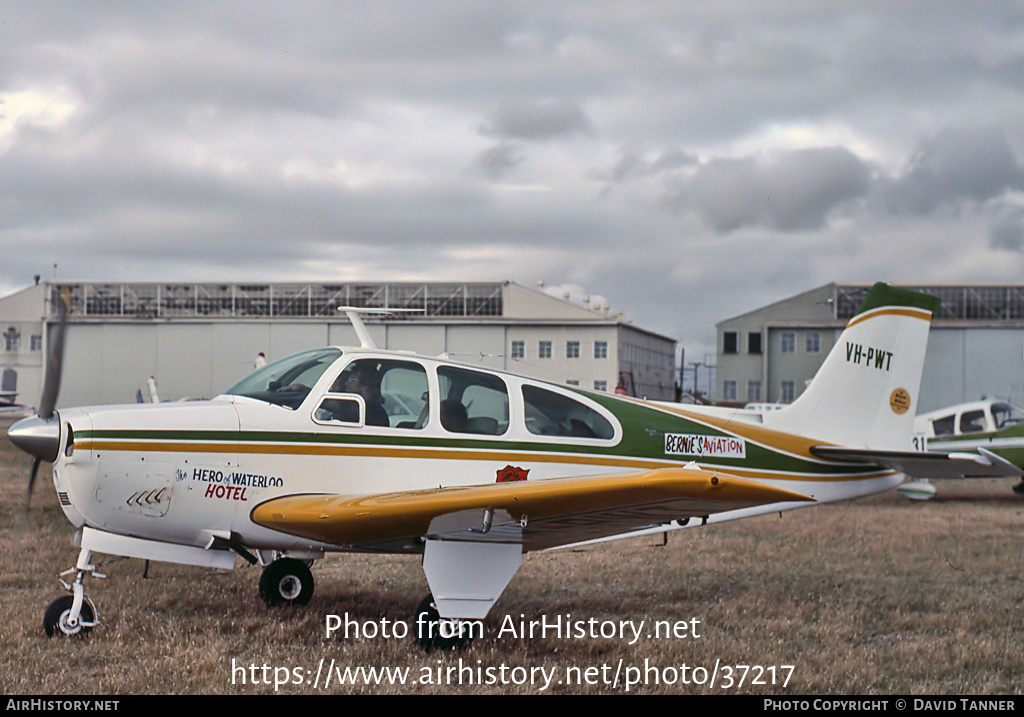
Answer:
77;399;874;479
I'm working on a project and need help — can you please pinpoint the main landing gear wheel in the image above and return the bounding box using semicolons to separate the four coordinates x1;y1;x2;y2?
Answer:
259;558;314;607
413;594;476;652
43;596;96;638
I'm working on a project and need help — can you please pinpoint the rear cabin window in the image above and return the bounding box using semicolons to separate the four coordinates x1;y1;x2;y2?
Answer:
931;415;955;436
521;385;615;439
437;366;509;435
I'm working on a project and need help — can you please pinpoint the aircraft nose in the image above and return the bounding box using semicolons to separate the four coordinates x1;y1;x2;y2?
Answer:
8;414;61;463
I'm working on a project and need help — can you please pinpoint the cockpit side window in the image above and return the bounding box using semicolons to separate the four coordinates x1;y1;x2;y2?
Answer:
959;410;987;434
437;366;508;435
314;395;365;425
522;385;615;439
319;358;429;429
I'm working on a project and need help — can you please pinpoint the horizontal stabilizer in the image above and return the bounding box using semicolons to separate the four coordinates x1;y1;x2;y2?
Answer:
811;445;1024;480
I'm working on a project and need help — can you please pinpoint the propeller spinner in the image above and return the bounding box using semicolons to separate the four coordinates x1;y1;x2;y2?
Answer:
8;294;68;514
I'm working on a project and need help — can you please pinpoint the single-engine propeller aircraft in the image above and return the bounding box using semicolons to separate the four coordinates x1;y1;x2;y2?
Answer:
9;284;1022;649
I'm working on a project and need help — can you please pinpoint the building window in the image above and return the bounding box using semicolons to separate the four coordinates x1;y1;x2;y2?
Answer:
566;341;580;359
4;329;19;352
748;332;762;354
30;335;42;352
781;333;795;353
747;381;761;402
594;380;607;392
806;332;820;353
723;380;737;401
539;341;552;359
511;341;525;359
1;368;15;395
781;381;795;403
723;332;738;354
566;379;580;386
594;341;608;359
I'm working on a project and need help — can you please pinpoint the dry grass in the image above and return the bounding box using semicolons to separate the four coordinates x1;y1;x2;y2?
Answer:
1;429;1022;695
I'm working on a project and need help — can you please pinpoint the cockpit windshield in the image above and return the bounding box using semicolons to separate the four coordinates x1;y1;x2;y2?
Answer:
224;348;342;409
992;402;1024;430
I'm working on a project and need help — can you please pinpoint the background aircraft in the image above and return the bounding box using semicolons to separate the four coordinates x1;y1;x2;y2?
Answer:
0;379;31;419
9;284;1018;650
898;398;1024;499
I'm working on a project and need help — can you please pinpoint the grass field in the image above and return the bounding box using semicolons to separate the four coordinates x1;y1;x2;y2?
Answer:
1;429;1022;695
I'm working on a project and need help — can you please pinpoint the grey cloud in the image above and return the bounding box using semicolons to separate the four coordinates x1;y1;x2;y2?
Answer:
678;146;872;232
882;126;1024;214
479;99;592;141
472;142;526;180
659;127;1024;236
650;148;698;173
592;146;697;183
990;207;1024;252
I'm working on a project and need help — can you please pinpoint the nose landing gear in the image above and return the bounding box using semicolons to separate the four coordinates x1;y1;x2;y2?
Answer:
43;595;97;638
44;548;102;638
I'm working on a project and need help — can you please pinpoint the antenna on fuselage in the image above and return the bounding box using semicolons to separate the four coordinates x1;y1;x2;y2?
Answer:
337;307;424;350
338;307;378;349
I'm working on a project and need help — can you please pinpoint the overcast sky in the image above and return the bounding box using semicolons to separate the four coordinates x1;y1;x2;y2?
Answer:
4;2;1024;363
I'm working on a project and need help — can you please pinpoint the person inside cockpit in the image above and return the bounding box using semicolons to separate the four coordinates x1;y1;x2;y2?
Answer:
340;363;389;427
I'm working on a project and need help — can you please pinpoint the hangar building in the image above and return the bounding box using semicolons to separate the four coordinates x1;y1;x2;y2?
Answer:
0;280;676;409
715;283;1024;413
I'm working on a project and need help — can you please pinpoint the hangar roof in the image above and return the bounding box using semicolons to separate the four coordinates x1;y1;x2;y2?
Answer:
20;280;672;341
719;282;1024;328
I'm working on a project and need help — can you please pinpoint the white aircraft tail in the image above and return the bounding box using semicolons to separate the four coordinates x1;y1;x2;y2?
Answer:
762;283;939;450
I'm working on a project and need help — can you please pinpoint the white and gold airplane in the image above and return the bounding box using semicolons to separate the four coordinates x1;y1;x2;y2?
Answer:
9;284;1019;649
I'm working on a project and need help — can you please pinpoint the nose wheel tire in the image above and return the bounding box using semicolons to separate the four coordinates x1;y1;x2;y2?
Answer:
43;596;96;638
259;559;314;607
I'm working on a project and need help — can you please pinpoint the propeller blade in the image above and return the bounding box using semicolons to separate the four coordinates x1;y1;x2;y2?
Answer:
38;294;68;420
17;290;69;519
23;457;41;516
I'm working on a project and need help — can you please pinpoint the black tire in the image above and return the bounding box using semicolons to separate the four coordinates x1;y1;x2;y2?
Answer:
413;594;476;652
43;595;95;638
259;559;314;607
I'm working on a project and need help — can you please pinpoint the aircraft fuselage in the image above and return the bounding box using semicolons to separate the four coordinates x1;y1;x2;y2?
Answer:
50;348;900;559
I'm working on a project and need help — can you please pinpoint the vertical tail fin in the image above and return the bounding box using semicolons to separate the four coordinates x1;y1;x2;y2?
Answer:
762;283;940;450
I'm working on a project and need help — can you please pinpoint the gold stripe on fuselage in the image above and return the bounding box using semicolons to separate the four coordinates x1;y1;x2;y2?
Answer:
78;438;894;483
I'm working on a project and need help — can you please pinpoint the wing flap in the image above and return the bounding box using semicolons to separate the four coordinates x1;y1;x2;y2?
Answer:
811;445;1024;480
250;467;814;552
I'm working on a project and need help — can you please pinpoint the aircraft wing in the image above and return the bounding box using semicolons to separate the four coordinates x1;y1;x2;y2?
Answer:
251;467;814;552
811;446;1024;480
